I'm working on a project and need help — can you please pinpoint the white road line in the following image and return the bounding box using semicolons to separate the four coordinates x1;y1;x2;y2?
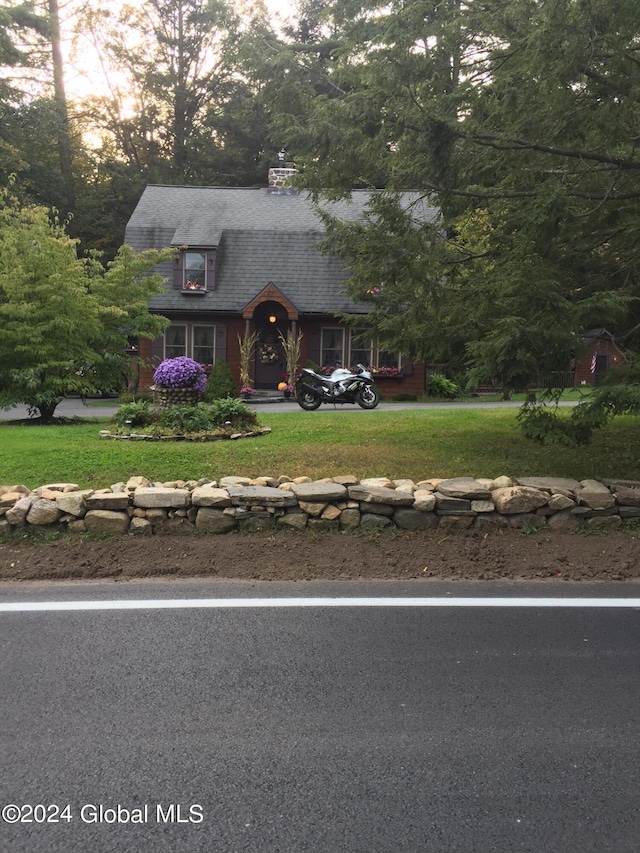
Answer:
0;597;639;612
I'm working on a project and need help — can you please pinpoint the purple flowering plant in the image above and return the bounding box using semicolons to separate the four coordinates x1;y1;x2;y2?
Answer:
153;357;207;393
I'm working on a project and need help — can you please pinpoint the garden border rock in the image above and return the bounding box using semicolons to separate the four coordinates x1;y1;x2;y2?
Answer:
1;475;640;537
98;427;272;442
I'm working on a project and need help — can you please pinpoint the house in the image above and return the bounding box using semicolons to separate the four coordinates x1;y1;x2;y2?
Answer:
575;328;627;387
124;167;437;396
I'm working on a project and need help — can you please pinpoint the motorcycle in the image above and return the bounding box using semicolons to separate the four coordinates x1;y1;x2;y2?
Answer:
296;364;380;410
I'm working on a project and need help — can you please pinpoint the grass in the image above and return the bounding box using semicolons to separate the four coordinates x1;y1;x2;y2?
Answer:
0;407;637;490
454;388;590;404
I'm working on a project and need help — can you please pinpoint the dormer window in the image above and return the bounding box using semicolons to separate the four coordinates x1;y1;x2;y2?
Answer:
184;251;206;290
174;249;215;293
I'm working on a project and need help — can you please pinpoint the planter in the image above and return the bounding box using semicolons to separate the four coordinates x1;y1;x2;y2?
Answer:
157;388;200;408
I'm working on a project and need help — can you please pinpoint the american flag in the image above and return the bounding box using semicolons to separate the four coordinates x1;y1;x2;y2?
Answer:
590;352;597;374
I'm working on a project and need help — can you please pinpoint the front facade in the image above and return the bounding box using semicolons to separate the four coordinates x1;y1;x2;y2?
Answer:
574;329;627;387
125;172;437;396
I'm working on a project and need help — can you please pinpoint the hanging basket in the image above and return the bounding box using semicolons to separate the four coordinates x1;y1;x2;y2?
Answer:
157;387;200;408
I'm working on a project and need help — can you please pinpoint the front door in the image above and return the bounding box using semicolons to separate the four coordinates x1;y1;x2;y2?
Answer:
253;302;288;389
592;353;608;386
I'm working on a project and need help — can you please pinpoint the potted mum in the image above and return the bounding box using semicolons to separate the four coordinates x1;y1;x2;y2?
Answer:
153;357;207;407
277;376;295;398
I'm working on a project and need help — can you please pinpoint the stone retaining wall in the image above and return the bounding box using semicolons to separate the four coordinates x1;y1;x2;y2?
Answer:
1;475;640;537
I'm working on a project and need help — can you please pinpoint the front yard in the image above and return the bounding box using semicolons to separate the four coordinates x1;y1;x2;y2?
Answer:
0;408;637;490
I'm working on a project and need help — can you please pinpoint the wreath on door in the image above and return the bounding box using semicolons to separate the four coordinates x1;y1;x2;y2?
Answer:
259;344;279;365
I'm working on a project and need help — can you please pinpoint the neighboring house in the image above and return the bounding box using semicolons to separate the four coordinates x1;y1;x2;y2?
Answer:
575;328;627;387
533;328;627;390
124;167;437;395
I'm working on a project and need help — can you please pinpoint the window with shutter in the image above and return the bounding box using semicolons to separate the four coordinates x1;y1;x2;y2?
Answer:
176;249;215;293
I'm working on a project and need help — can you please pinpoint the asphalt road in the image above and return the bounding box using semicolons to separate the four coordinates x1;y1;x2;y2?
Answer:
1;579;639;853
1;396;579;420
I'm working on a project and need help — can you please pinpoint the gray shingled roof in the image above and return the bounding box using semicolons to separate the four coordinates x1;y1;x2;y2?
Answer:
125;184;438;315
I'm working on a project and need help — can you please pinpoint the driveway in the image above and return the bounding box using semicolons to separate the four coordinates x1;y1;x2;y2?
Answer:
0;396;577;421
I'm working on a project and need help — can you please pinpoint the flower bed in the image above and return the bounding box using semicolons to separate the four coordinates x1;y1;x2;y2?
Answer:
111;398;259;439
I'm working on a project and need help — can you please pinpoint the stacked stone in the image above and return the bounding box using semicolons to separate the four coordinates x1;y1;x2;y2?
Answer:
157;388;200;408
268;167;298;191
99;427;272;441
1;475;639;536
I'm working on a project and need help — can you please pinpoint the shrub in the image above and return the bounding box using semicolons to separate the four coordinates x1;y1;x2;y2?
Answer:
208;397;258;429
113;397;258;437
427;373;460;399
155;400;258;435
204;359;235;400
157;403;214;434
113;400;154;427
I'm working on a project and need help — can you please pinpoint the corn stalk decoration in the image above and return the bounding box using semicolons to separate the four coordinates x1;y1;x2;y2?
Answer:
237;331;259;389
278;330;303;388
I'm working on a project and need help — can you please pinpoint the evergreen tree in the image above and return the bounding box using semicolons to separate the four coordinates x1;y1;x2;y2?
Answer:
265;0;640;402
204;359;236;400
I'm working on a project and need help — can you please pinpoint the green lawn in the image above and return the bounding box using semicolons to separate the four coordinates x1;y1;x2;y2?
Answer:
0;408;637;490
459;388;590;404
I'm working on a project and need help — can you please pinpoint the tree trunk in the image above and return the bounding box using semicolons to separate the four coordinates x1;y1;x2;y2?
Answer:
173;0;188;177
48;0;76;213
37;400;60;422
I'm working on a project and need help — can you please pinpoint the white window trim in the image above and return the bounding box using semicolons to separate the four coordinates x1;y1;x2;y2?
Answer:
376;346;403;370
164;323;217;364
192;324;216;366
320;327;345;366
164;324;187;359
348;331;374;368
183;250;209;292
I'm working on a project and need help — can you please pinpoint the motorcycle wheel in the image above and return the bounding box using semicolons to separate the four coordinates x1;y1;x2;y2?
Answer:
297;388;322;410
356;385;380;409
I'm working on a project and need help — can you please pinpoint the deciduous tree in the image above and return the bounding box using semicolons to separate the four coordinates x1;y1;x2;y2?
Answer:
0;194;172;420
